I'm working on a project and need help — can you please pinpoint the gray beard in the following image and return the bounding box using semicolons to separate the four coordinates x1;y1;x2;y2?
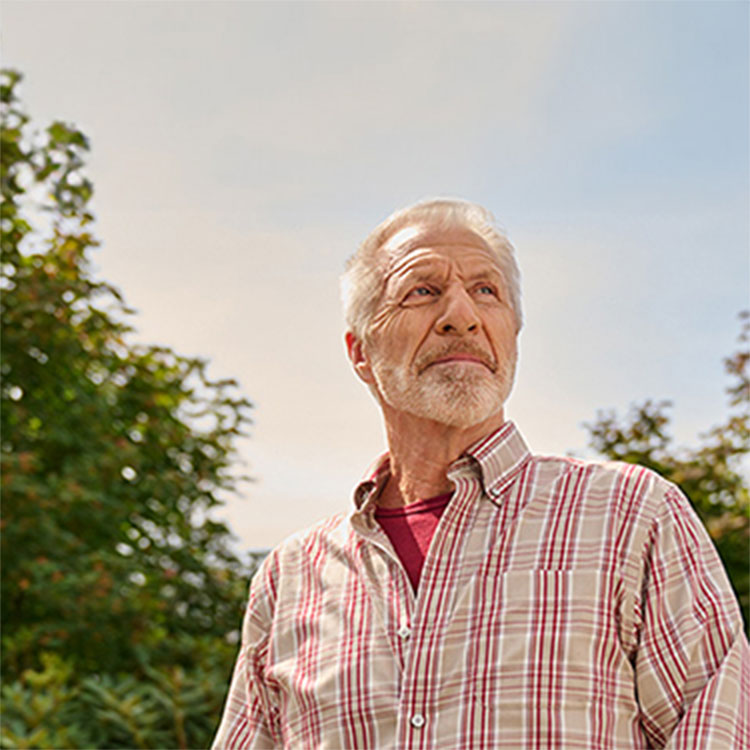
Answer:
372;347;517;429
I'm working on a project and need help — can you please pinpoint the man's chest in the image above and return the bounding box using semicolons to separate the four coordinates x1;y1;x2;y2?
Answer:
264;493;642;749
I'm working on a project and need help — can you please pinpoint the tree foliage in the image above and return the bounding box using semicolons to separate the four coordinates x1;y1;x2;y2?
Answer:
1;69;259;748
584;311;750;633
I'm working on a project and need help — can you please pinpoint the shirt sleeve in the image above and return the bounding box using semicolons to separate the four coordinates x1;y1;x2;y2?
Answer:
634;484;750;749
212;554;281;750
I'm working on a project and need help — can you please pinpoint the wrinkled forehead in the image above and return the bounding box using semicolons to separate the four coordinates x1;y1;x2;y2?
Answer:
380;223;503;281
380;222;501;272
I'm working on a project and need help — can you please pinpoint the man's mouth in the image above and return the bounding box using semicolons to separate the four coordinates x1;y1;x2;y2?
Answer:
420;350;497;373
431;354;485;366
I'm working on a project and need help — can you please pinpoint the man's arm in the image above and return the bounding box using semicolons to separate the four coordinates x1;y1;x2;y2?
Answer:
212;556;280;750
634;485;749;748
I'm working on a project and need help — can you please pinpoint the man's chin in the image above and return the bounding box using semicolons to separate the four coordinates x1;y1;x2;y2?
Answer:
373;362;512;429
405;384;505;429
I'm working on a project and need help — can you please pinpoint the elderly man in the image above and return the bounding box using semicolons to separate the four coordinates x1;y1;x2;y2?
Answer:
214;199;749;749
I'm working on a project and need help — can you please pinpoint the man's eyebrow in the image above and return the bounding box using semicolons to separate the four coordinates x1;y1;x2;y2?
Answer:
389;263;504;288
389;266;444;289
402;267;443;282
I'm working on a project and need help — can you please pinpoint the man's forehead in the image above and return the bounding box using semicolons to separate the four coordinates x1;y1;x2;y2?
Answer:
382;222;489;256
380;222;500;274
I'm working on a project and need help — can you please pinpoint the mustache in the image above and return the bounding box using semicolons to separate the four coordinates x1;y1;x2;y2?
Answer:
416;342;497;374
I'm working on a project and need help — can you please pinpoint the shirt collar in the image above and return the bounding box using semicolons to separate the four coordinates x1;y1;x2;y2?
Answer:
463;420;532;503
352;421;532;512
353;452;391;512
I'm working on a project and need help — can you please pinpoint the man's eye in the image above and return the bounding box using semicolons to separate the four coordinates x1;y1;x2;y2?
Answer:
475;285;496;296
407;286;436;299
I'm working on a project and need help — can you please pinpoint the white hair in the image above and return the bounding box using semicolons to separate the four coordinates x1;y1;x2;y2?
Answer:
341;198;523;340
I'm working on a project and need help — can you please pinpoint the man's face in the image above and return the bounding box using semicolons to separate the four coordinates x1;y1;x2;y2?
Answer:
356;223;518;429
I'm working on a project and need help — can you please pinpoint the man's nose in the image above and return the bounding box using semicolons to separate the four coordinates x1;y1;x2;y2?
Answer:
434;286;480;335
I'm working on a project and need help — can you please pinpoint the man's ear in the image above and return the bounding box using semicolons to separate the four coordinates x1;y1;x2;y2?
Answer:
345;331;376;385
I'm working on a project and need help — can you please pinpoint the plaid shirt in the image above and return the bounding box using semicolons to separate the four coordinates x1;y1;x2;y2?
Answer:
213;422;749;749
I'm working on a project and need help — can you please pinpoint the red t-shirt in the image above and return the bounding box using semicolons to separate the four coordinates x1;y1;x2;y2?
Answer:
374;492;453;591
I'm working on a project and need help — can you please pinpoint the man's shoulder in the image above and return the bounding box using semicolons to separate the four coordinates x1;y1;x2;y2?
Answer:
248;512;358;606
264;511;354;563
528;453;679;514
524;455;706;564
531;451;668;483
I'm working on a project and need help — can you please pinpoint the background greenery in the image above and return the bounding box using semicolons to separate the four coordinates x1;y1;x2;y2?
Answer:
2;70;747;749
1;70;260;750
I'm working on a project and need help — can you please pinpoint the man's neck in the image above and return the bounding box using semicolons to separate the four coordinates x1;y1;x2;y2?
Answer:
376;407;507;509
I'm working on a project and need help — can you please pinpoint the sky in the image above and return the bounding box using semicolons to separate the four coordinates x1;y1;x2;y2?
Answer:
3;1;748;552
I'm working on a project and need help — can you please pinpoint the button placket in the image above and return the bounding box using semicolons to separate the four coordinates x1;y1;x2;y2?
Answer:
396;477;479;747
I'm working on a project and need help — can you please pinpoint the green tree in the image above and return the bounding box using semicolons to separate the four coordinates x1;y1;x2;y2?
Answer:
584;311;750;634
1;69;257;748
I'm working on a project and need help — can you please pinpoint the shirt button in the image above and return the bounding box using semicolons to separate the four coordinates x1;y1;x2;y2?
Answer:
410;713;426;729
397;624;411;639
